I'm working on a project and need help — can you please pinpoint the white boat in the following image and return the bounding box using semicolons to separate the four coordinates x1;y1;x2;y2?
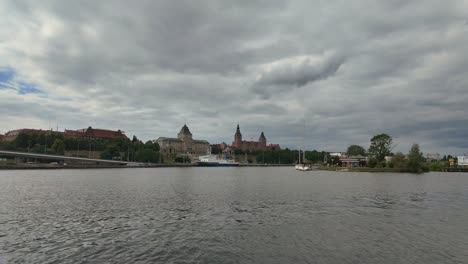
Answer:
295;163;314;171
196;155;240;167
295;149;314;171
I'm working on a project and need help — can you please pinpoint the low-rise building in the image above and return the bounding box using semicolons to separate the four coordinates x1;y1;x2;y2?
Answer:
154;124;210;155
3;129;52;141
3;127;128;141
341;155;367;167
64;127;128;140
0;134;4;142
329;152;345;158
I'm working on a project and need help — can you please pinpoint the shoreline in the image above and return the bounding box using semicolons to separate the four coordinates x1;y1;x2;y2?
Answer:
0;163;294;170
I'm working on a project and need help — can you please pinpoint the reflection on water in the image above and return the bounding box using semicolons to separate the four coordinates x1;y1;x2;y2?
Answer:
1;168;468;263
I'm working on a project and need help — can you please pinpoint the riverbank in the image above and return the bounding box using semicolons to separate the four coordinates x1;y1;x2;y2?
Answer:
0;162;192;170
0;162;294;170
319;166;403;173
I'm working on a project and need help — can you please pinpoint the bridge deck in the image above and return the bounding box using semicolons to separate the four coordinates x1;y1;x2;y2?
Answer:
0;150;136;165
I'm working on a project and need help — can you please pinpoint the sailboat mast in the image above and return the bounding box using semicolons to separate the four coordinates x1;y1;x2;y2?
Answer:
302;119;306;163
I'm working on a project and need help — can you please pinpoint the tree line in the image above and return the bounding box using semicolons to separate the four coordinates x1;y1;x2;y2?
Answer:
343;133;435;173
0;133;162;163
232;148;326;164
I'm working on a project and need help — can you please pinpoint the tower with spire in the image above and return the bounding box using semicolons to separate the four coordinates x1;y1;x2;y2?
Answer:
231;124;279;151
258;132;266;147
233;124;242;147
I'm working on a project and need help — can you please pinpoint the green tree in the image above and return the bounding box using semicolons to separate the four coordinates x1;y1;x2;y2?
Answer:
144;141;160;152
428;161;448;171
346;145;366;156
211;144;222;154
100;145;121;160
368;134;393;164
51;139;65;155
174;156;191;163
407;143;424;173
135;149;160;163
14;133;31;149
305;150;326;163
389;152;407;169
368;157;378;168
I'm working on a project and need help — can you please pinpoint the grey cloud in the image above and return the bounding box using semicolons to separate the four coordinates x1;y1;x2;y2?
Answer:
252;53;345;97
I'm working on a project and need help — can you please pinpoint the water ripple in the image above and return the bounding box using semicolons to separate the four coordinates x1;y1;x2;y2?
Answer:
1;169;467;263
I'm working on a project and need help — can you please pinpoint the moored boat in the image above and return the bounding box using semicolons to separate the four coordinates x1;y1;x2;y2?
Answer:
196;155;240;167
295;163;314;171
295;149;315;171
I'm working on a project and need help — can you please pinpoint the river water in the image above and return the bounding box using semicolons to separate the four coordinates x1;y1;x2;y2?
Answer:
1;168;467;263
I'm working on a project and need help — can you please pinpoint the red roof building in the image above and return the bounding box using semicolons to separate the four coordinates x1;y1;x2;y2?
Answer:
3;127;128;141
231;124;280;151
3;129;52;141
65;127;128;140
63;129;83;137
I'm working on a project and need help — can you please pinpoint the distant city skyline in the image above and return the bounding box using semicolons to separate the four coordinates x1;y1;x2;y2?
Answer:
1;1;467;155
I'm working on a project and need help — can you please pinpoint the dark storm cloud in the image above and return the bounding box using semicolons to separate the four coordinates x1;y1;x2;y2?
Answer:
252;52;345;97
1;0;468;154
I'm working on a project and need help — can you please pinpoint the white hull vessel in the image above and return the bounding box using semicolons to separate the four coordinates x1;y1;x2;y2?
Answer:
295;148;315;171
295;163;314;171
196;155;240;167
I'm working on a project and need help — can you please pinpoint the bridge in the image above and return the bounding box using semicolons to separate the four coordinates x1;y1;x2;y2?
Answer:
0;150;138;166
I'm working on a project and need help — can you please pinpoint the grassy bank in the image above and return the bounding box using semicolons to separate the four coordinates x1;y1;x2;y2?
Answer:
319;166;404;173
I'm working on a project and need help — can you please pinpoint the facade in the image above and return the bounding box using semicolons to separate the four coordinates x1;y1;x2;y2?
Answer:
0;134;4;142
231;124;280;151
155;124;210;155
340;155;367;167
329;152;345;158
3;127;128;141
64;127;128;140
3;129;52;141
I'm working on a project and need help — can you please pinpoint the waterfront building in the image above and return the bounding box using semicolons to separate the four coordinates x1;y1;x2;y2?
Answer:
3;129;52;141
340;155;367;167
231;124;280;151
329;152;345;158
154;124;210;155
64;127;128;140
3;127;128;141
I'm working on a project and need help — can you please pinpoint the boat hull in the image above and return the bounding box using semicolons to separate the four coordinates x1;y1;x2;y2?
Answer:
295;164;315;171
196;162;240;167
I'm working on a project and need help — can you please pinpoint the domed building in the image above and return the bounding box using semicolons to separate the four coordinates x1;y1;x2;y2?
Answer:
155;124;210;155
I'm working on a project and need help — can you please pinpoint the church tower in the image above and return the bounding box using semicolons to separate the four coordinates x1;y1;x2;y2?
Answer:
233;124;242;147
259;131;267;147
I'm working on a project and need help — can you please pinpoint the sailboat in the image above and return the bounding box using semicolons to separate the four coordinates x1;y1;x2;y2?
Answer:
295;149;313;171
295;123;314;171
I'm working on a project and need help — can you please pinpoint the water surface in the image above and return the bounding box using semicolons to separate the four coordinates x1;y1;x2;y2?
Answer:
1;168;467;263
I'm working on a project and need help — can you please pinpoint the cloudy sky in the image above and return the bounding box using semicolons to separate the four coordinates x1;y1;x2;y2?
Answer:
1;0;467;155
